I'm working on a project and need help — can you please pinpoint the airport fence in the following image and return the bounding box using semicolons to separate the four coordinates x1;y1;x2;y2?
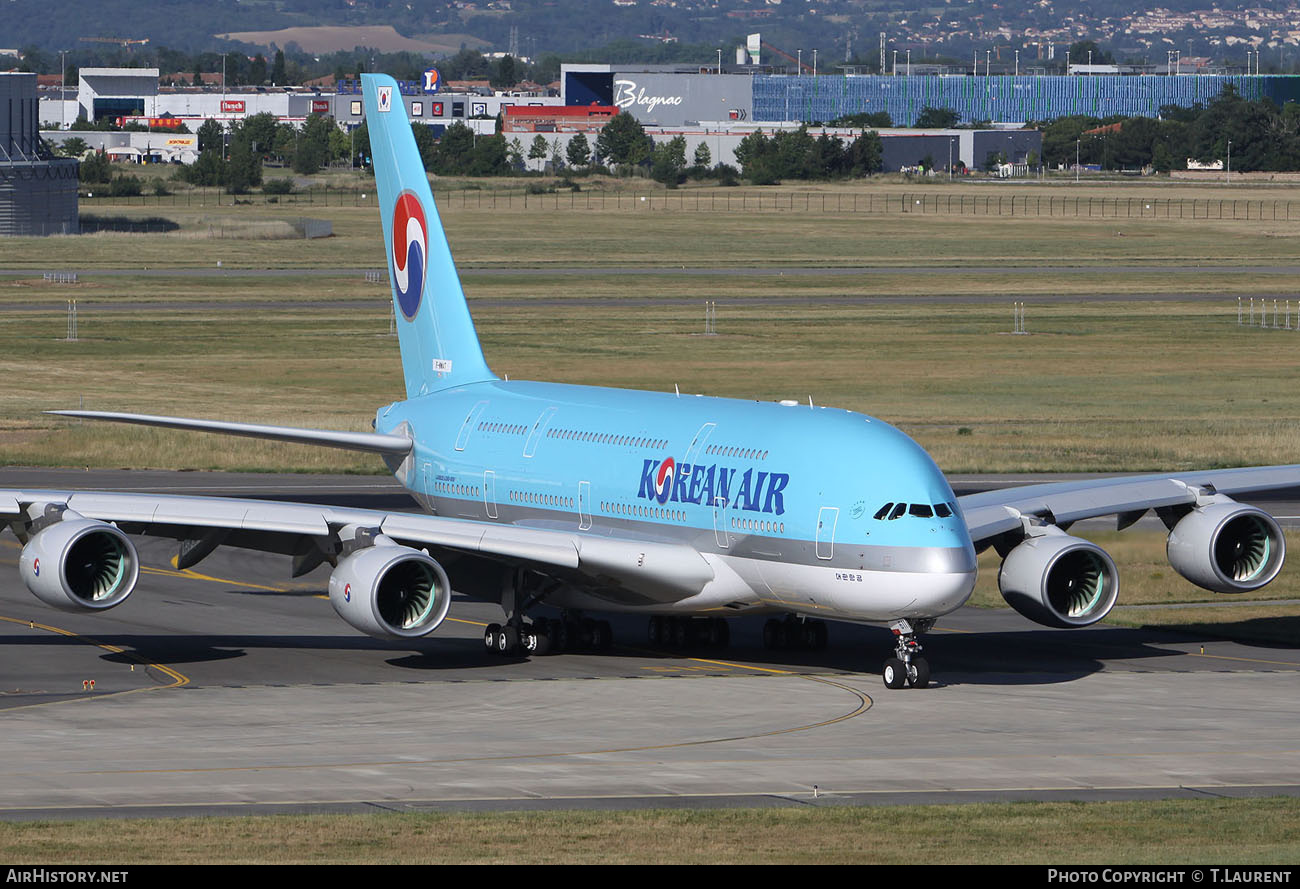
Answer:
80;187;1300;221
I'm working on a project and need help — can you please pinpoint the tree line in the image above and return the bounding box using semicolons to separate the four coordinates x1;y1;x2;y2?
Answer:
1036;86;1300;172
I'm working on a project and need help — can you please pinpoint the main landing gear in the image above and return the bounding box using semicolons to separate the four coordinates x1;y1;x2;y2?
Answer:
483;569;615;658
882;618;934;690
761;615;829;651
647;616;730;650
484;613;614;657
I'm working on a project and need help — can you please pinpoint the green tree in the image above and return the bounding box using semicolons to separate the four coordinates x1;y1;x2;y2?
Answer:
915;106;960;129
692;141;711;169
468;134;509;176
831;111;893;128
412;123;438;170
596;112;652;167
58;137;88;158
435;121;476;174
240;112;280;159
79;151;112;184
196;118;224;154
1068;41;1114;66
566;132;591;168
292;114;334;175
650;135;687;186
848;131;883;176
528;134;549;168
491;55;519;89
271;49;287;85
184;147;225;186
250;54;267;86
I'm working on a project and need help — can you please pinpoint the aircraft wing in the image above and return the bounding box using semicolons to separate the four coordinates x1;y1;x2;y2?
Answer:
958;464;1300;546
46;411;413;455
0;488;714;605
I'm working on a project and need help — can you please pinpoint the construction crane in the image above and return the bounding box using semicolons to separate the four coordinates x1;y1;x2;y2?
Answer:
761;41;813;74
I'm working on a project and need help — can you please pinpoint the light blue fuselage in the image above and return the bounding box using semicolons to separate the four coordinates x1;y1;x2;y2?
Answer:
376;380;979;621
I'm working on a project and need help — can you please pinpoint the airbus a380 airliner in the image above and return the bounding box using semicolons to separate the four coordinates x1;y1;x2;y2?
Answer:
5;74;1298;689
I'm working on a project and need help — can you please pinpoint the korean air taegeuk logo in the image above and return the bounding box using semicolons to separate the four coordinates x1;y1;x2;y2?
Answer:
391;191;427;321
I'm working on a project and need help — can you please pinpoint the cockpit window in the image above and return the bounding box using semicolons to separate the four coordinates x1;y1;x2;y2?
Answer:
873;503;894;520
909;504;934;518
934;502;953;518
888;503;907;520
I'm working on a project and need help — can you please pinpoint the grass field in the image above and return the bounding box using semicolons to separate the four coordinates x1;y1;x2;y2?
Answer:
2;798;1298;864
4;295;1298;474
3;177;1299;857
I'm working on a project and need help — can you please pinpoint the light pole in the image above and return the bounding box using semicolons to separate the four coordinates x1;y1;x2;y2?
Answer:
906;49;910;75
1227;139;1232;183
1014;49;1019;77
892;50;897;76
59;49;67;130
813;48;818;77
1076;138;1080;183
948;137;953;181
798;48;803;75
717;48;722;75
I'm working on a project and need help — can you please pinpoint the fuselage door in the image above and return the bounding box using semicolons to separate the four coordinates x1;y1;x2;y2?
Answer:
685;422;716;464
420;461;434;512
578;480;593;530
712;496;730;548
523;406;558;458
816;506;839;560
455;400;488;452
483;470;498;519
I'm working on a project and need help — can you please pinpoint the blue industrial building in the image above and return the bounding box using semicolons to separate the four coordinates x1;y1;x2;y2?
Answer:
752;74;1300;127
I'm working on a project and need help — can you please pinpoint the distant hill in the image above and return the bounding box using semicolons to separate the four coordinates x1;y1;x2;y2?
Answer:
213;26;488;56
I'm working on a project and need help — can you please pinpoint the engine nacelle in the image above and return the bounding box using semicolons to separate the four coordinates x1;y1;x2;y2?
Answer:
1167;503;1285;593
998;530;1119;628
328;537;452;639
20;515;140;612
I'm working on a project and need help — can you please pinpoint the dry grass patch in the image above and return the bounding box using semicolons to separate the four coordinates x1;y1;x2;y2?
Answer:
1;799;1298;864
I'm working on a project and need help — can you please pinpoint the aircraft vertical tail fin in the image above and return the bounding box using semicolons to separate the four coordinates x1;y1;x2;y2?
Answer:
361;74;495;398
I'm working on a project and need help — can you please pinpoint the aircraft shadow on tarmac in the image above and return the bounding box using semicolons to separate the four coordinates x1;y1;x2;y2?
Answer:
7;616;1281;687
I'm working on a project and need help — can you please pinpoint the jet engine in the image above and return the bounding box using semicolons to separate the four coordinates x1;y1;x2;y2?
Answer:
1166;502;1285;593
20;512;140;612
328;536;452;638
998;529;1119;628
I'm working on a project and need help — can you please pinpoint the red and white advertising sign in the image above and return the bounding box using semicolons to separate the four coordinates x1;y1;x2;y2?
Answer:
312;100;329;113
221;100;246;113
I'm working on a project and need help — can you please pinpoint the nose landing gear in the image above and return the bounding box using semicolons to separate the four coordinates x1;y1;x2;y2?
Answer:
882;618;934;689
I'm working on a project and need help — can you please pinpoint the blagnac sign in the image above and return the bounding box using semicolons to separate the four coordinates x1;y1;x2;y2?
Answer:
613;79;683;116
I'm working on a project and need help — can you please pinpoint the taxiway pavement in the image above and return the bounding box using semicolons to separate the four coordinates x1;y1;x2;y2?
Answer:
1;469;1297;819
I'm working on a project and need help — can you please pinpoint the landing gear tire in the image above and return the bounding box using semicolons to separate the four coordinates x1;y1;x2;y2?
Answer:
496;625;518;656
485;623;502;652
521;626;550;656
907;657;930;689
883;658;907;690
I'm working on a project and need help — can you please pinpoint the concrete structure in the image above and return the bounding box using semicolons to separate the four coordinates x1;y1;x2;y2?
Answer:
1;73;78;236
42;130;199;165
561;65;1300;128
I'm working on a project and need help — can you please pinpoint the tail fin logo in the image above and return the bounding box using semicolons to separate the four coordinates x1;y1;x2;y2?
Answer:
391;191;428;321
